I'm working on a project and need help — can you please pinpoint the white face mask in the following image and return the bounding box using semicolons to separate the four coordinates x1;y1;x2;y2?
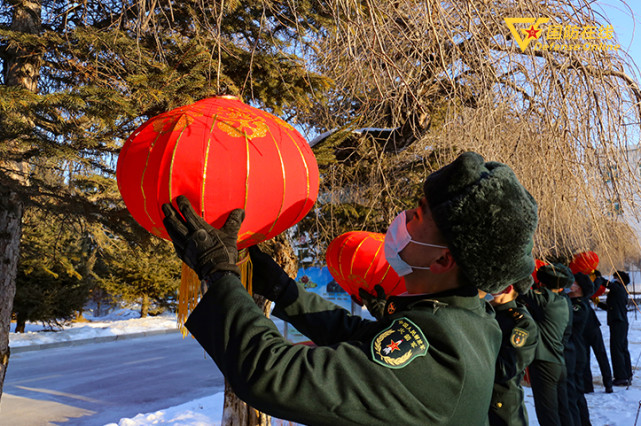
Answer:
384;210;448;277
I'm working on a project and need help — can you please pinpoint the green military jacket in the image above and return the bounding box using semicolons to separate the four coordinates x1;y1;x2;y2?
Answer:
186;275;502;426
518;288;568;365
489;300;539;426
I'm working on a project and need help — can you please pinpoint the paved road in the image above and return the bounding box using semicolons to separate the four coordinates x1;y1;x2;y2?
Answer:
0;333;224;425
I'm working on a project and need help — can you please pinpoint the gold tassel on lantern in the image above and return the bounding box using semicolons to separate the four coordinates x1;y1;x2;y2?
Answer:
177;248;253;336
177;263;201;337
237;248;253;295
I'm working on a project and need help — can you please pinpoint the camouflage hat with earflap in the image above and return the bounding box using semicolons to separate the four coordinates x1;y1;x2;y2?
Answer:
423;152;538;293
536;263;574;290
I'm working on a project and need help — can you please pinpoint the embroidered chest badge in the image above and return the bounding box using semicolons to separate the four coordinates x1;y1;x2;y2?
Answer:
371;318;428;369
510;327;529;348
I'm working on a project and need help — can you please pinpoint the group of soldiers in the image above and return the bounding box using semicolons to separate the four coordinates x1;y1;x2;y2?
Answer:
361;265;633;426
488;266;632;426
160;152;634;425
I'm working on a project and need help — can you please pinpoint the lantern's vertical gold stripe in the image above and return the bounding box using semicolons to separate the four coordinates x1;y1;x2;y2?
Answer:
244;133;250;211
379;264;392;285
337;237;350;282
201;115;219;217
350;236;368;276
388;276;404;295
363;235;383;282
168;121;189;202
141;130;164;225
286;131;312;221
266;129;287;234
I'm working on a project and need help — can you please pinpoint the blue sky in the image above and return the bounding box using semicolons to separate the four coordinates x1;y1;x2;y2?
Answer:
596;1;641;75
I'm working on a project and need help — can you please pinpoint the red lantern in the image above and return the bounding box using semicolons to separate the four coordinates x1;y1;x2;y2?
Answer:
592;283;606;299
532;259;547;284
569;251;599;275
116;96;319;249
326;231;405;303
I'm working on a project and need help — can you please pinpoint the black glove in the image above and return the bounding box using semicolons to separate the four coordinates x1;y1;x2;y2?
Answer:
359;284;387;320
162;195;244;280
248;245;293;301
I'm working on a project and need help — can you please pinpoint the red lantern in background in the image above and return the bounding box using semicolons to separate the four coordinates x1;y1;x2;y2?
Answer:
326;231;405;303
116;96;319;249
592;283;607;298
532;259;547;284
569;251;599;275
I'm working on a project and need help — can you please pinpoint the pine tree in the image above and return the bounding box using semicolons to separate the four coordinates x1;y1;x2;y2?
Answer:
100;237;181;318
13;208;92;332
1;0;332;408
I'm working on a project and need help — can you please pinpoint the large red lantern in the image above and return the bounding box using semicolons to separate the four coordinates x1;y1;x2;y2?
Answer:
117;96;319;249
569;251;599;275
326;231;405;303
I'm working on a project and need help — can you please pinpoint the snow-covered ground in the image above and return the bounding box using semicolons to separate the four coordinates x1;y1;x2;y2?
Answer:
8;295;641;425
9;308;179;347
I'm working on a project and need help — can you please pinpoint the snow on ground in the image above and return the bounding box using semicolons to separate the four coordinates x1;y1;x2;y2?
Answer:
9;307;179;347
9;292;641;425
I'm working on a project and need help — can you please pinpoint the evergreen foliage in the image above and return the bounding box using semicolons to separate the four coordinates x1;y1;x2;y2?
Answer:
99;238;181;318
1;0;331;231
1;0;332;326
14;209;92;332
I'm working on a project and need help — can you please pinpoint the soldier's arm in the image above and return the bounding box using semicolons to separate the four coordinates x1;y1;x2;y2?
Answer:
517;289;545;322
269;277;378;345
495;342;518;384
185;274;431;425
513;314;539;373
495;313;538;383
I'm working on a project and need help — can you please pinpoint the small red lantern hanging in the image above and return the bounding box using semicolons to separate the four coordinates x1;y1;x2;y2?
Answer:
326;231;405;303
117;96;319;328
592;283;607;299
569;251;599;275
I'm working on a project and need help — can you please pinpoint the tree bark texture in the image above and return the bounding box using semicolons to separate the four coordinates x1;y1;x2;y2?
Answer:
3;0;42;90
221;234;298;425
0;0;41;401
0;187;24;397
141;293;149;318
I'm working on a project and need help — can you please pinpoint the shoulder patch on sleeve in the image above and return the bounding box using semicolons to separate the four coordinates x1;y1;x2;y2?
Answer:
371;318;428;369
510;327;529;348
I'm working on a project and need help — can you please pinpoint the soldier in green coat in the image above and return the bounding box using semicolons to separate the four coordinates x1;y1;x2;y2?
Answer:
479;284;538;426
162;152;538;425
568;273;594;425
518;264;573;426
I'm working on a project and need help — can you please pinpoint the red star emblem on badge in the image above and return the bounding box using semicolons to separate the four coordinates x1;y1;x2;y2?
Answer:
523;25;540;39
386;339;402;352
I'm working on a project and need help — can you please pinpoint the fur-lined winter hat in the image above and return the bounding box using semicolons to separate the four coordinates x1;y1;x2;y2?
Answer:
574;272;595;298
537;263;574;290
513;275;534;294
423;152;538;293
615;270;631;285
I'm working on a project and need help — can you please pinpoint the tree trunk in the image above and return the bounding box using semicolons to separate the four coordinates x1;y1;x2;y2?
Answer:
0;185;24;396
141;293;149;318
221;234;298;425
0;0;41;402
15;312;26;334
